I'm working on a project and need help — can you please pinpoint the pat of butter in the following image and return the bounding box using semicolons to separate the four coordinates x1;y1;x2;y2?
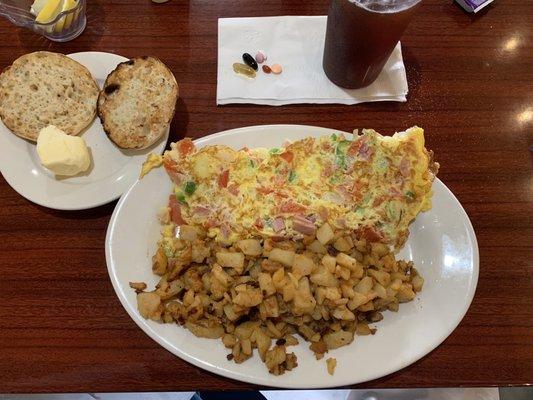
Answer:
36;125;91;176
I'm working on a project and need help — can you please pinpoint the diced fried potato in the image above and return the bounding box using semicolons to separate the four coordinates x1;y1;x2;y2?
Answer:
236;239;263;256
332;305;355;321
272;268;287;291
309;340;327;358
347;291;368;310
152;247;168;276
334;236;353;252
356;323;372;335
373;282;387;299
357;301;374;312
223;304;241;321
178;225;199;241
292;277;316;315
292;254;316;277
411;274;424;292
241;338;253;355
260;295;280;318
235;321;260;340
355;276;373;294
321;255;337;272
258;272;276;296
137;292;162;321
212;264;232;287
284;334;299;346
129;282;147;291
397;283;416;302
316;223;334;245
265;345;287;371
269;248;296;267
310;267;339;287
222;334;237;348
308;240;327;254
233;286;263;307
192;241;210;263
371;242;390;257
216;251;245;273
368;269;391;287
326;357;337;375
253;328;271;361
323;330;354;350
185;320;224;339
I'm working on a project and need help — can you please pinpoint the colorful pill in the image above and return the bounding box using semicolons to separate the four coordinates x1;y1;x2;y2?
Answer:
242;53;258;70
233;63;256;78
271;63;282;74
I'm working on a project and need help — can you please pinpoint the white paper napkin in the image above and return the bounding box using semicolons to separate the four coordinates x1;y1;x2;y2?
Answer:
217;16;408;106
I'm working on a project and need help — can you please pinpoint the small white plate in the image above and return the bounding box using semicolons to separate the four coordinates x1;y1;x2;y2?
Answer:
106;125;479;388
0;52;169;210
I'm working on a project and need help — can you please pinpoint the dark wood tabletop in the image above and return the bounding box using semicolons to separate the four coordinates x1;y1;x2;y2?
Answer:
1;0;532;393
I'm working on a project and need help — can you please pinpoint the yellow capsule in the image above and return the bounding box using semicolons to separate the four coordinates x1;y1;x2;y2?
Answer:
233;63;256;78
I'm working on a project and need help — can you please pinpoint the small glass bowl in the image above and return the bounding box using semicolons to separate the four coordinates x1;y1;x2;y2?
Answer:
0;0;86;42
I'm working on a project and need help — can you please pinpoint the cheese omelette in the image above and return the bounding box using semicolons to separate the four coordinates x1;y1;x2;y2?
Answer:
145;126;438;249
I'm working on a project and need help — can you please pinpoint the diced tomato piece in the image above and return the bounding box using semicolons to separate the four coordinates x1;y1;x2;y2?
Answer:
168;195;186;225
163;159;184;184
218;169;229;188
279;151;294;163
177;138;195;156
254;218;264;229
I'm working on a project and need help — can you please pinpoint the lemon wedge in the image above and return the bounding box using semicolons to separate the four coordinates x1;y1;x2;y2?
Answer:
55;0;77;32
35;0;63;23
30;0;50;16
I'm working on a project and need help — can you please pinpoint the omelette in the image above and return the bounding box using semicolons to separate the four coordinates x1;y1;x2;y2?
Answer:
145;127;438;249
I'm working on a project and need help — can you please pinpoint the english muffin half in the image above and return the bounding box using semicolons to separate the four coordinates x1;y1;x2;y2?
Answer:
0;51;99;141
97;56;179;149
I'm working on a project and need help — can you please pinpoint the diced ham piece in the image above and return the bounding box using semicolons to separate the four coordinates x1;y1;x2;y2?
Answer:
220;223;231;239
168;195;186;225
218;170;229;188
272;217;285;233
357;141;373;161
279;200;307;214
193;206;210;216
293;215;316;235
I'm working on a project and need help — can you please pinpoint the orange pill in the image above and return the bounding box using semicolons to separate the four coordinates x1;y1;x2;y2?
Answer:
271;63;282;74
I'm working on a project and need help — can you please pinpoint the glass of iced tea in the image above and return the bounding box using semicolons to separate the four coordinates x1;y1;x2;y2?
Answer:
323;0;421;89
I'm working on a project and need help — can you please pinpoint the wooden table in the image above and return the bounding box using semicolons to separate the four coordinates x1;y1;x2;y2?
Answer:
1;0;532;393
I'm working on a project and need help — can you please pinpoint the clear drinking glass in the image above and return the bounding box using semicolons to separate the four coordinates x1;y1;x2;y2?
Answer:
323;0;421;89
0;0;86;42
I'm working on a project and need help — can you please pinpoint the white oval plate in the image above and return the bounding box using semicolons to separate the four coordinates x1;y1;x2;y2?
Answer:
0;52;169;210
106;125;479;388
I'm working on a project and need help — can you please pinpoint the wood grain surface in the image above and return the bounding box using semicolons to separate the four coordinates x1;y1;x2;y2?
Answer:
1;0;532;393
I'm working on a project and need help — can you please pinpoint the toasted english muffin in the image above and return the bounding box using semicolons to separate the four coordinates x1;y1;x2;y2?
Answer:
0;51;99;142
97;56;178;149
